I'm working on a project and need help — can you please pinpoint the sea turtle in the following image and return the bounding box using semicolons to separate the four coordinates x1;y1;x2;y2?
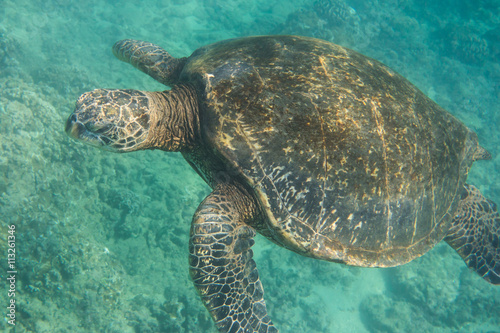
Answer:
65;35;500;332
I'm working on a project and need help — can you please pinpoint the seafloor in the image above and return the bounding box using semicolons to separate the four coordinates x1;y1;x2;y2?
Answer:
0;0;499;332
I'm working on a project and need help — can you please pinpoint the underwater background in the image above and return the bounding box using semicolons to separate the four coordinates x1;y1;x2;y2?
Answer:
0;0;499;332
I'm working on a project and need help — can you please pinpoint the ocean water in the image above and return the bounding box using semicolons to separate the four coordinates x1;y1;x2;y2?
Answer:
0;0;499;332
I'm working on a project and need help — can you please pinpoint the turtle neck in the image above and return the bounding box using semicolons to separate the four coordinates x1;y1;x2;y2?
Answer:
145;83;200;152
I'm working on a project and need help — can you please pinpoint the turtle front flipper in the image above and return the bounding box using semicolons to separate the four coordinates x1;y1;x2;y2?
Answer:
189;183;277;333
113;39;187;86
444;184;500;284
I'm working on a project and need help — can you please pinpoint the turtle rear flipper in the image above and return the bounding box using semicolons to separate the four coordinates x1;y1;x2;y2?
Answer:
189;183;277;333
113;39;187;86
444;184;500;284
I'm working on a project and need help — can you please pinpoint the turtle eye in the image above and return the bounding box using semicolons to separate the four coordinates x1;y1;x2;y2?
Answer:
99;135;113;146
85;122;113;135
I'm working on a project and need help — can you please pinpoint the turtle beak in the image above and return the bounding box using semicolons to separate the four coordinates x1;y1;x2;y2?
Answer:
65;113;109;148
65;114;84;139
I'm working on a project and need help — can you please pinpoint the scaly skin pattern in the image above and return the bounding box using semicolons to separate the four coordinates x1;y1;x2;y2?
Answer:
113;39;187;86
181;35;491;267
445;184;500;284
66;85;200;152
66;89;151;151
189;183;277;333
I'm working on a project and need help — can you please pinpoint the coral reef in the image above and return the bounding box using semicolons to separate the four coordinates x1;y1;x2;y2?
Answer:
314;0;360;27
433;24;491;64
0;0;498;332
274;0;362;47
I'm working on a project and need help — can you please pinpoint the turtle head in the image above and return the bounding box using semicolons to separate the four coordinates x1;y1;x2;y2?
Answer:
65;85;199;153
65;89;151;152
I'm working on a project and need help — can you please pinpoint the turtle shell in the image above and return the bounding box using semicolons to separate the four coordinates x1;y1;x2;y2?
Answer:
180;35;481;267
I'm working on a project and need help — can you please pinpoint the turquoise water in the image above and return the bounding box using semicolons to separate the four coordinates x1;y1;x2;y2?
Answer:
1;0;499;332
